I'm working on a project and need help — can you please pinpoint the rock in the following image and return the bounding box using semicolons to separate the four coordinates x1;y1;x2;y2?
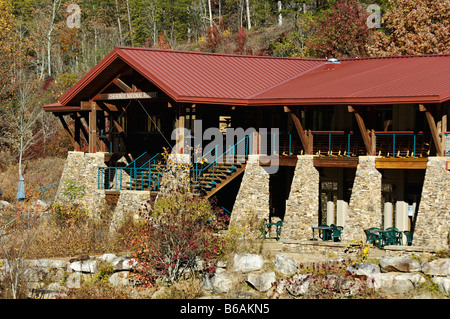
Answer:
233;254;264;273
274;254;298;275
379;257;421;273
215;260;227;268
211;271;234;294
109;271;132;287
368;273;425;294
246;271;276;292
31;199;49;211
66;272;83;288
98;253;117;263
286;274;311;296
422;259;450;276
112;257;137;271
346;262;380;278
0;200;11;209
69;260;98;273
432;277;450;296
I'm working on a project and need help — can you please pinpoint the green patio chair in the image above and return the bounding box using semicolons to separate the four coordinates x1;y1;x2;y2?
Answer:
331;225;343;242
384;228;402;246
318;224;332;241
403;231;413;246
365;227;384;247
264;219;283;241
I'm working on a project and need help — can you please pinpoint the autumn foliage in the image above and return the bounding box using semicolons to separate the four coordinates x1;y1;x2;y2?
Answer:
128;191;225;286
308;0;370;58
367;0;450;56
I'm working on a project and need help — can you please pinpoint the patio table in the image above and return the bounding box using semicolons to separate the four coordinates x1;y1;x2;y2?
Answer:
311;225;333;241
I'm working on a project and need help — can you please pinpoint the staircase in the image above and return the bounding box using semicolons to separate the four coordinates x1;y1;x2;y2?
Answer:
191;161;246;198
190;136;250;198
99;135;251;196
123;152;165;191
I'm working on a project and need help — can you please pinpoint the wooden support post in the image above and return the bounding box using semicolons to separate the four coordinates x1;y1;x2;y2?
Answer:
420;104;443;156
77;113;90;143
285;106;312;154
89;103;98;153
348;105;373;155
74;115;81;151
175;103;185;154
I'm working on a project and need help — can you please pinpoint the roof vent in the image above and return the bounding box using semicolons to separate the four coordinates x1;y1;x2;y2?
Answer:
327;58;340;64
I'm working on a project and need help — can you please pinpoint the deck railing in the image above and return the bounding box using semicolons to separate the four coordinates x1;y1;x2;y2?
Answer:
190;135;251;186
98;152;163;191
262;131;432;158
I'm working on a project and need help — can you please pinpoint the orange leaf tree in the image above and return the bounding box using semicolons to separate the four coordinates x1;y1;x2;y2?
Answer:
367;0;450;56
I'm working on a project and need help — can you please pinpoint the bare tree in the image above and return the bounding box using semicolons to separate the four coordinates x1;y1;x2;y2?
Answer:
115;0;124;45
246;0;251;30
46;0;62;77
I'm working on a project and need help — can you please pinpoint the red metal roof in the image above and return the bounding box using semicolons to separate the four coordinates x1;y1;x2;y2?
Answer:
45;47;450;111
251;54;450;105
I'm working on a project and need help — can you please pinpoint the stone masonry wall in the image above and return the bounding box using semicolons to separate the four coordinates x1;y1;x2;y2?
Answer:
109;190;152;232
230;155;270;227
414;157;450;250
343;156;382;242
55;151;106;218
281;155;319;241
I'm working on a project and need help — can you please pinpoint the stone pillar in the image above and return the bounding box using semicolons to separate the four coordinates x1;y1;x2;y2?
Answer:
230;155;270;227
327;201;335;225
281;155;319;241
395;201;408;244
343;156;382;242
110;190;152;232
158;153;191;195
55;151;106;216
414;157;450;250
384;202;393;229
336;200;348;227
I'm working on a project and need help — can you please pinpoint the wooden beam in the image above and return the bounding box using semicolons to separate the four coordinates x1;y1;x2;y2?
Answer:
313;157;359;168
112;77;133;93
58;115;79;150
421;104;443;156
375;158;428;170
285;106;311;154
259;156;297;167
349;105;373;155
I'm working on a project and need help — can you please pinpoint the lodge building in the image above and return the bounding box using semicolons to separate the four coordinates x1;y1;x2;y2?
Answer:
43;47;450;251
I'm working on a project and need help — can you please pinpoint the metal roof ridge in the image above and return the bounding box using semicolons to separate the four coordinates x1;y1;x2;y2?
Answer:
338;53;450;62
114;46;327;62
246;62;327;99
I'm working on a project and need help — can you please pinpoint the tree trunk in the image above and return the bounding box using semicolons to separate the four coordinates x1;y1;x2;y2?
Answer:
115;0;124;45
208;0;213;28
126;0;133;46
246;0;251;30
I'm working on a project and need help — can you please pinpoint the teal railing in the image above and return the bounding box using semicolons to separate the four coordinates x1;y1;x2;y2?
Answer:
190;135;251;190
261;131;431;158
98;152;163;191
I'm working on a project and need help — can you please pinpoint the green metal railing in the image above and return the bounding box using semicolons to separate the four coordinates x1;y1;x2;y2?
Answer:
190;135;251;191
262;131;431;158
98;152;163;191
